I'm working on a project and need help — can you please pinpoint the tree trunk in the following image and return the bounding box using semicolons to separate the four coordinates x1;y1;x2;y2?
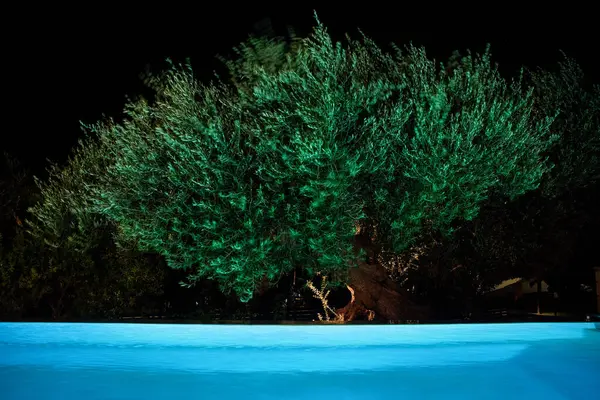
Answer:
336;231;431;322
337;260;430;322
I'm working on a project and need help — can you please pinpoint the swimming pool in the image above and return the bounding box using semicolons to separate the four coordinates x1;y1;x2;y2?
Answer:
1;322;598;399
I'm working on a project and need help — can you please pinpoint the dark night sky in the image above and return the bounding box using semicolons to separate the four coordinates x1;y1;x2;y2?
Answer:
3;4;597;176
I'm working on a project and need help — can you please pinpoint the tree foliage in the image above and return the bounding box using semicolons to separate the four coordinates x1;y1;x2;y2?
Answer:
472;56;599;286
530;54;600;197
0;140;167;320
0;153;38;245
396;55;599;314
81;18;560;303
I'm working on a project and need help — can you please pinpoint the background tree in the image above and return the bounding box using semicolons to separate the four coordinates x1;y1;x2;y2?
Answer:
9;139;168;320
0;154;42;317
0;153;39;246
486;55;598;311
482;56;598;293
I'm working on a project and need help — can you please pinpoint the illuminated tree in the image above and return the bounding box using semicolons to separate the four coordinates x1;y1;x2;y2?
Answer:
86;18;558;306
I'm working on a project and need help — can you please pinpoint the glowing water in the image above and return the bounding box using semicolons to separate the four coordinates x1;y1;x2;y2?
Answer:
1;323;598;399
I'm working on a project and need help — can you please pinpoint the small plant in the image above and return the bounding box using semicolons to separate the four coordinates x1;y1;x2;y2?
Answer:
306;273;344;323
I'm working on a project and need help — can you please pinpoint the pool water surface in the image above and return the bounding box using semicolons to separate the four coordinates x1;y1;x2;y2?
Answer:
0;323;598;399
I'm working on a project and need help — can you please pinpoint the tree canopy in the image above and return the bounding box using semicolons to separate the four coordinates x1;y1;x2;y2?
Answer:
58;19;560;303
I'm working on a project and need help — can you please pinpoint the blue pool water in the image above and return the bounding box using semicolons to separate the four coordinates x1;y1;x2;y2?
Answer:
0;323;598;399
